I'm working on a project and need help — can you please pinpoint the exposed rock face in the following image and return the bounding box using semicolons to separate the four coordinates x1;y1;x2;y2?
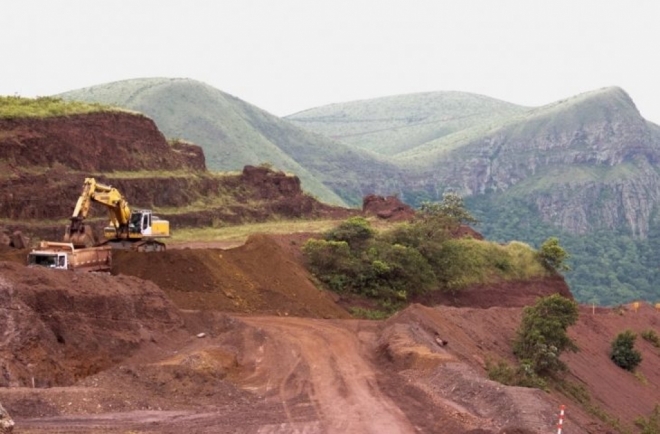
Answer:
405;88;660;237
0;261;184;387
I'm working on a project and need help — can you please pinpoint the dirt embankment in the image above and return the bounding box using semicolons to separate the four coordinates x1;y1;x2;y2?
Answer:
0;112;203;173
2;232;660;432
0;111;354;243
0;261;185;388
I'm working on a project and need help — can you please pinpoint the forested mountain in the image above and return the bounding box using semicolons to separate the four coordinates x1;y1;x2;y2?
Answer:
60;79;660;305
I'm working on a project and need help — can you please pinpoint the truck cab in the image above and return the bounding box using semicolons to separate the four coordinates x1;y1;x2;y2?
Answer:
27;251;68;269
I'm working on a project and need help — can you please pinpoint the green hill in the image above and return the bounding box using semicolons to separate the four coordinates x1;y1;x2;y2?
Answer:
59;78;401;207
286;91;528;155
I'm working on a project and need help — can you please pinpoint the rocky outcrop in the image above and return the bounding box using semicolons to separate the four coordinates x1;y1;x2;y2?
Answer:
404;87;660;237
362;194;415;221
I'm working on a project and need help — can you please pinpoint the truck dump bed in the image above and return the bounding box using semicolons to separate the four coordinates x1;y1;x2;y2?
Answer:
28;241;112;272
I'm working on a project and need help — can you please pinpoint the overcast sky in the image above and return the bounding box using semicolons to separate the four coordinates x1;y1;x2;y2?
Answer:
2;1;659;122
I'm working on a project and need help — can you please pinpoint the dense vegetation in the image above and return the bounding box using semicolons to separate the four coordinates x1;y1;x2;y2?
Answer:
303;196;551;313
0;96;113;118
468;195;660;306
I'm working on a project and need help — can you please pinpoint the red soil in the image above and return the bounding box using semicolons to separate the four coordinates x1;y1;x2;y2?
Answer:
1;233;657;433
0;109;657;434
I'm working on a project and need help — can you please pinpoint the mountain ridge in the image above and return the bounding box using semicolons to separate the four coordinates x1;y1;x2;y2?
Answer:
60;78;405;206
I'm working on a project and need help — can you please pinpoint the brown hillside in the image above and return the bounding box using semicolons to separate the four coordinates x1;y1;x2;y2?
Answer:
1;243;657;433
0;112;202;172
0;111;352;244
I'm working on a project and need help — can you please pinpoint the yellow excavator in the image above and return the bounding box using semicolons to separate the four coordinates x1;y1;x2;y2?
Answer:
63;177;170;252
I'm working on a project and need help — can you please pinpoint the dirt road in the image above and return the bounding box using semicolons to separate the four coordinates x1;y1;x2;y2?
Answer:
241;317;417;434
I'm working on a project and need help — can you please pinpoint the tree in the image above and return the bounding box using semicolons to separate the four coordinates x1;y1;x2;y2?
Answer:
610;330;642;371
513;294;579;376
419;192;478;226
538;237;570;272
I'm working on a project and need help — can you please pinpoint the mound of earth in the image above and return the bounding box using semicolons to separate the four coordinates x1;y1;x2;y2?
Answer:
0;261;185;388
113;233;350;319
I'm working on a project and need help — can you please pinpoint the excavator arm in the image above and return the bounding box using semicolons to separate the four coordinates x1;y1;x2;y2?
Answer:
65;178;132;247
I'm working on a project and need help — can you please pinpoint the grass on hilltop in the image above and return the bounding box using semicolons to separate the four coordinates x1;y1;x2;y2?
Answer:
0;96;122;119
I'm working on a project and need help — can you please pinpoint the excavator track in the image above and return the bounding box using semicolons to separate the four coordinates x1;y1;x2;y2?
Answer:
101;239;166;252
134;239;166;252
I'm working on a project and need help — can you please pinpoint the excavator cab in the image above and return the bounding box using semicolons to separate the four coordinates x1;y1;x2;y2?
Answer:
103;209;170;251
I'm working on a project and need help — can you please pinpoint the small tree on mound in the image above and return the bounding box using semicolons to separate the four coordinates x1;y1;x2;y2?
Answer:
610;330;642;371
538;237;570;272
513;294;579;377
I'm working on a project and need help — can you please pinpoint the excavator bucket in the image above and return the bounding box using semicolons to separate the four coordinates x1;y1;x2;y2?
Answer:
63;224;96;248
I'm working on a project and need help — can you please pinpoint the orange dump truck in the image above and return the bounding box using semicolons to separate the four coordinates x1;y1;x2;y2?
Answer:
27;241;112;272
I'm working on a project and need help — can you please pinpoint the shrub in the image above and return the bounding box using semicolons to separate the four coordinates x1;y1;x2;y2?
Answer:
610;330;642;371
641;329;660;348
636;404;660;434
486;359;547;390
513;294;579;376
367;242;437;297
419;192;478;226
302;239;358;291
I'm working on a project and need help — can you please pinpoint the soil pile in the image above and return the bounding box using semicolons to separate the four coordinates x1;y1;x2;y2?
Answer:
113;234;350;319
0;261;184;388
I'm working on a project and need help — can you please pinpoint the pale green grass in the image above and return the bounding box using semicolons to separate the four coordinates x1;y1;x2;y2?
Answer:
450;238;547;286
170;219;344;244
0;96;121;118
